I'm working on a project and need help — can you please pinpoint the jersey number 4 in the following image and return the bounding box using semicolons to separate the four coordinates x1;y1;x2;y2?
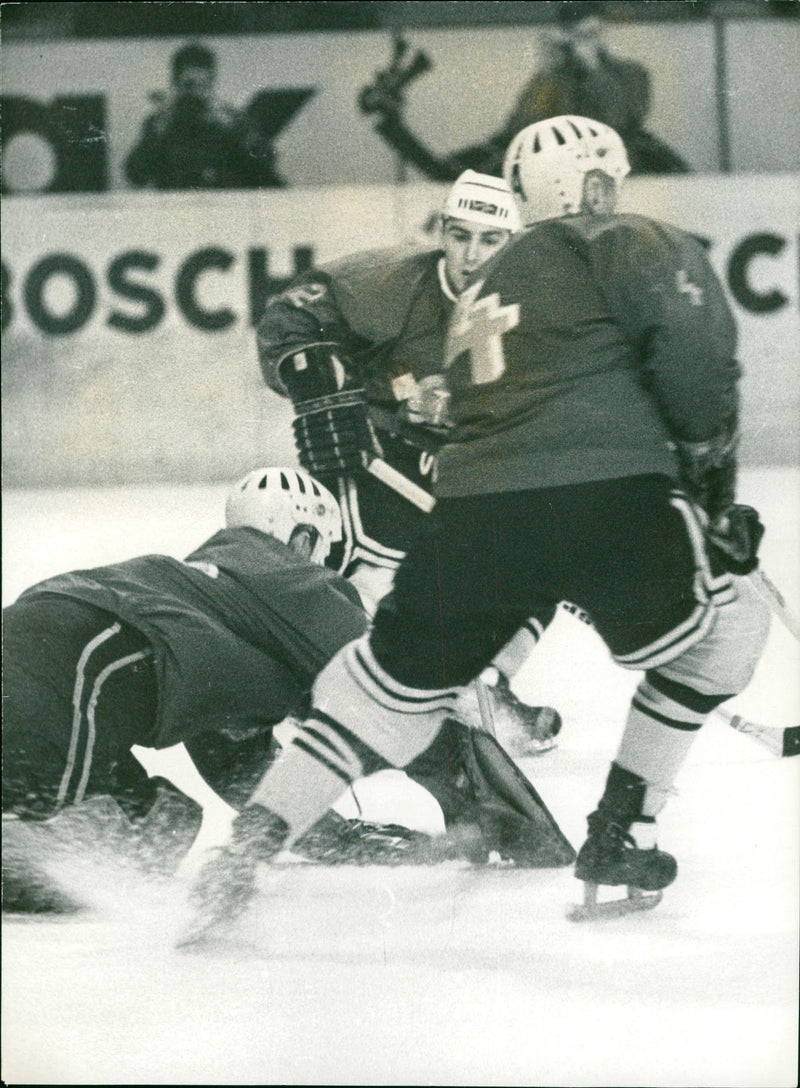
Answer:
445;281;520;385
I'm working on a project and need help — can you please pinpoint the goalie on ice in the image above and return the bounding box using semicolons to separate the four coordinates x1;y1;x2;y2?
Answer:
2;467;572;913
183;116;770;939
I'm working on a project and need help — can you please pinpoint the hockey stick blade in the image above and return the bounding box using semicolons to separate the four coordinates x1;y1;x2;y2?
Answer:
715;707;799;758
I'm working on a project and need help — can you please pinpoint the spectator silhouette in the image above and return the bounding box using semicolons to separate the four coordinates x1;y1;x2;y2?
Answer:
360;3;691;179
124;42;285;190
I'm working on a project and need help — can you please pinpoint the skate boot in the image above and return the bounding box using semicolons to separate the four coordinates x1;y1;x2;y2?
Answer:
177;805;289;948
293;810;440;865
569;763;677;921
477;668;562;756
132;779;204;876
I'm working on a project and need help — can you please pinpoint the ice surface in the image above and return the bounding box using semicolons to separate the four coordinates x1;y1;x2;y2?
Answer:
2;469;799;1086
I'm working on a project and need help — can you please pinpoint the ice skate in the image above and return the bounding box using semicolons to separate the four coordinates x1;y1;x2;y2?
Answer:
293;810;438;865
568;763;677;921
132;779;204;875
177;805;288;948
462;669;562;755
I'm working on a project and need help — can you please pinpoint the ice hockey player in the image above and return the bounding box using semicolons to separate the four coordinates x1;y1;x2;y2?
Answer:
3;467;573;913
257;168;561;754
182;116;770;940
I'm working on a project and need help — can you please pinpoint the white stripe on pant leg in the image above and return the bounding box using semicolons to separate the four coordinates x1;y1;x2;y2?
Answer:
58;623;122;808
73;650;149;804
669;492;736;605
614;601;716;669
337;478;356;573
614;494;737;671
347;482;407;564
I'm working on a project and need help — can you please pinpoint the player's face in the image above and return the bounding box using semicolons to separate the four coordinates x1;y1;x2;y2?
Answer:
441;218;511;294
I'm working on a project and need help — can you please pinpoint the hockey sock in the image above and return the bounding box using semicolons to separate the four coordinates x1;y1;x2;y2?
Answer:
249;636;461;846
615;670;723;817
247;717;372;846
485;620;541;683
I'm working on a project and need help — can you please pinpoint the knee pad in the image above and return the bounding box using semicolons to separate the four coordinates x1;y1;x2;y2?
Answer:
657;576;771;698
312;635;462;769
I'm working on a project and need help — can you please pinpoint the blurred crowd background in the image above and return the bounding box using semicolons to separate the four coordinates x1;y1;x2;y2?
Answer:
3;0;799;194
2;1;798;488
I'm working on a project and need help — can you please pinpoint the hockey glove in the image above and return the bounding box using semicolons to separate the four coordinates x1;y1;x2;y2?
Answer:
279;346;378;480
674;420;739;519
706;504;764;575
358;38;431;117
291;392;377;479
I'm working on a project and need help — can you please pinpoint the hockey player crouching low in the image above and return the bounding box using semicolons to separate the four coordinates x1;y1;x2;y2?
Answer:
257;169;562;756
2;467;573;913
183;116;770;937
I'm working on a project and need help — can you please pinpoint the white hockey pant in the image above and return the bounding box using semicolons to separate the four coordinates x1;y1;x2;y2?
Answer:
616;575;771;817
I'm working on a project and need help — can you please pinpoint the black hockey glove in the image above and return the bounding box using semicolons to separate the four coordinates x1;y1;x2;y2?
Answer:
279;346;378;480
705;504;764;575
292;393;376;479
674;419;739;519
673;423;763;574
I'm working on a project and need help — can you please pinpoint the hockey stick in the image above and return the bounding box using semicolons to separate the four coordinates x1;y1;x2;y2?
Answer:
714;707;799;758
366;457;435;513
748;569;800;643
474;677;498;738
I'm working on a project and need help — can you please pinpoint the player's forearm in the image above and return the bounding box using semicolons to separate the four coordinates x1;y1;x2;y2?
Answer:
644;346;740;446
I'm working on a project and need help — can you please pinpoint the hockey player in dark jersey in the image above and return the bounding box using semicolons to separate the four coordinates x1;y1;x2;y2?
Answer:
2;467;355;907
183;117;771;939
3;466;573;912
257;169;561;756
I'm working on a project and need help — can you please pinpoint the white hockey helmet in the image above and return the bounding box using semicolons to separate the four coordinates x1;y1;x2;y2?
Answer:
225;467;342;565
503;116;630;225
442;170;521;233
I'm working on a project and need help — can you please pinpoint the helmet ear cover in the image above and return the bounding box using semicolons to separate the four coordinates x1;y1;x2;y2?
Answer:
504;115;629;225
225;467;342;565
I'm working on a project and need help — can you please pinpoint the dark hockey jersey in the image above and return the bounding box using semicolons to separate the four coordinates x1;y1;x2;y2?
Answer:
257;245;455;436
16;528;368;747
437;213;739;497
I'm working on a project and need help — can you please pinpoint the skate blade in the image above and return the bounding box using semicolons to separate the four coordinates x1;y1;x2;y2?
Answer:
567;883;663;922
